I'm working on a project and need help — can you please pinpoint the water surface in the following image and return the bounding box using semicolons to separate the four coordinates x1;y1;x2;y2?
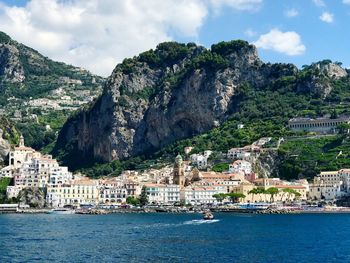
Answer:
1;213;349;262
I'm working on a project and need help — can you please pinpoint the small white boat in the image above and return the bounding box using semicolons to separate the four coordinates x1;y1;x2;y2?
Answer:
203;211;214;220
51;208;75;214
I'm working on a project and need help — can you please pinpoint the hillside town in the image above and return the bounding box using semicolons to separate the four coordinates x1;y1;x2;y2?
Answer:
2;76;102;124
2;134;350;213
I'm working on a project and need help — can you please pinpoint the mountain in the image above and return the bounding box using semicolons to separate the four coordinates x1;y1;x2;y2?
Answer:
0;31;104;105
0;31;105;152
53;40;349;171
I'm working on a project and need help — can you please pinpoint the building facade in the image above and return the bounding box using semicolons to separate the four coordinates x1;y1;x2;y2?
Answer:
288;117;350;134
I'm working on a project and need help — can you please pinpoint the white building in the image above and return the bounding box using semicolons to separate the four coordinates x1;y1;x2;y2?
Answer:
229;160;252;175
190;151;212;169
144;184;180;205
338;169;350;192
308;171;344;201
288;117;350;134
227;148;251;160
99;179;127;204
183;186;223;205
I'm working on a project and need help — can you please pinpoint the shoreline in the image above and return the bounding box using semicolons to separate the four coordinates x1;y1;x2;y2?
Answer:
3;207;350;215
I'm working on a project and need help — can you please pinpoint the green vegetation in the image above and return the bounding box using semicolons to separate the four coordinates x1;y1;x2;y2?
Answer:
125;186;148;207
265;187;279;202
0;32;12;44
0;177;11;204
15;123;55;150
278;135;350;180
211;40;252;56
212;163;230;173
126;196;140;206
139;42;194;68
282;188;301;199
212;192;246;203
139;186;149;206
248;188;267;195
212;193;227;203
76;156;167;178
0;116;20;145
50;37;350;182
227;193;246;203
14;110;71;152
189;50;228;71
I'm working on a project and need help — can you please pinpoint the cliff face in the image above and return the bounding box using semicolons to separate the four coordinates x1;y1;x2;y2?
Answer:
0;129;10;165
297;61;348;98
54;40;348;167
0;43;25;83
0;117;18;166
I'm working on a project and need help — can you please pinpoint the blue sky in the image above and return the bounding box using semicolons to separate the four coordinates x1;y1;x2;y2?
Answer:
0;0;349;76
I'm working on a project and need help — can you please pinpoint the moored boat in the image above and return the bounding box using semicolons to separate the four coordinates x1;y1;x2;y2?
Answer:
50;208;75;214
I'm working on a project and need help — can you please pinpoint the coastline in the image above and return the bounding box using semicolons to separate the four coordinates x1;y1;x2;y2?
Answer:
3;207;350;215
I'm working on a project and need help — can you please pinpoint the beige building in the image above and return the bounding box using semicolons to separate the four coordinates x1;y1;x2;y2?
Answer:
47;178;100;208
231;181;308;203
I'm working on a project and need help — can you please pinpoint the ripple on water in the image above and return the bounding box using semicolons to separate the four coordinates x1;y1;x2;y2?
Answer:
2;213;350;262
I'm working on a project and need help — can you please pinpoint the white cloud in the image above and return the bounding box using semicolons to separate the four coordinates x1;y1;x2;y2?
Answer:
312;0;325;7
0;0;263;77
285;8;299;18
210;0;263;12
319;12;334;23
254;29;306;56
343;0;350;4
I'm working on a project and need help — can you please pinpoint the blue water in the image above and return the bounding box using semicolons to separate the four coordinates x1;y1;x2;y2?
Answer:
1;213;350;262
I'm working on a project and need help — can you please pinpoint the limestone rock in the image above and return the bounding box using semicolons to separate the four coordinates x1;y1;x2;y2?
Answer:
55;41;298;166
0;129;11;166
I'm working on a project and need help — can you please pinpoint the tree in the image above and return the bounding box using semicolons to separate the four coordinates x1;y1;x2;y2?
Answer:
249;187;267;202
330;108;338;119
227;193;246;203
282;188;302;202
212;193;227;203
126;196;140;206
266;187;279;203
212;163;229;173
337;123;350;135
139;186;149;207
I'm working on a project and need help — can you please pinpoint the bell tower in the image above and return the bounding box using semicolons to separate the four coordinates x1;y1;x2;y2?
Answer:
19;134;25;147
173;154;185;186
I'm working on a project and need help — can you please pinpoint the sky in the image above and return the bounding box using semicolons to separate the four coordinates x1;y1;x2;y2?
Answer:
0;0;349;77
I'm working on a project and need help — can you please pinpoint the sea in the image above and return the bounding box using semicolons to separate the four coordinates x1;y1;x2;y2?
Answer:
1;212;350;262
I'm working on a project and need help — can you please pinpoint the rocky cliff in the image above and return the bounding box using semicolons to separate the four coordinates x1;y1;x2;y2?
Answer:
54;40;348;168
0;31;104;106
0;117;19;166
